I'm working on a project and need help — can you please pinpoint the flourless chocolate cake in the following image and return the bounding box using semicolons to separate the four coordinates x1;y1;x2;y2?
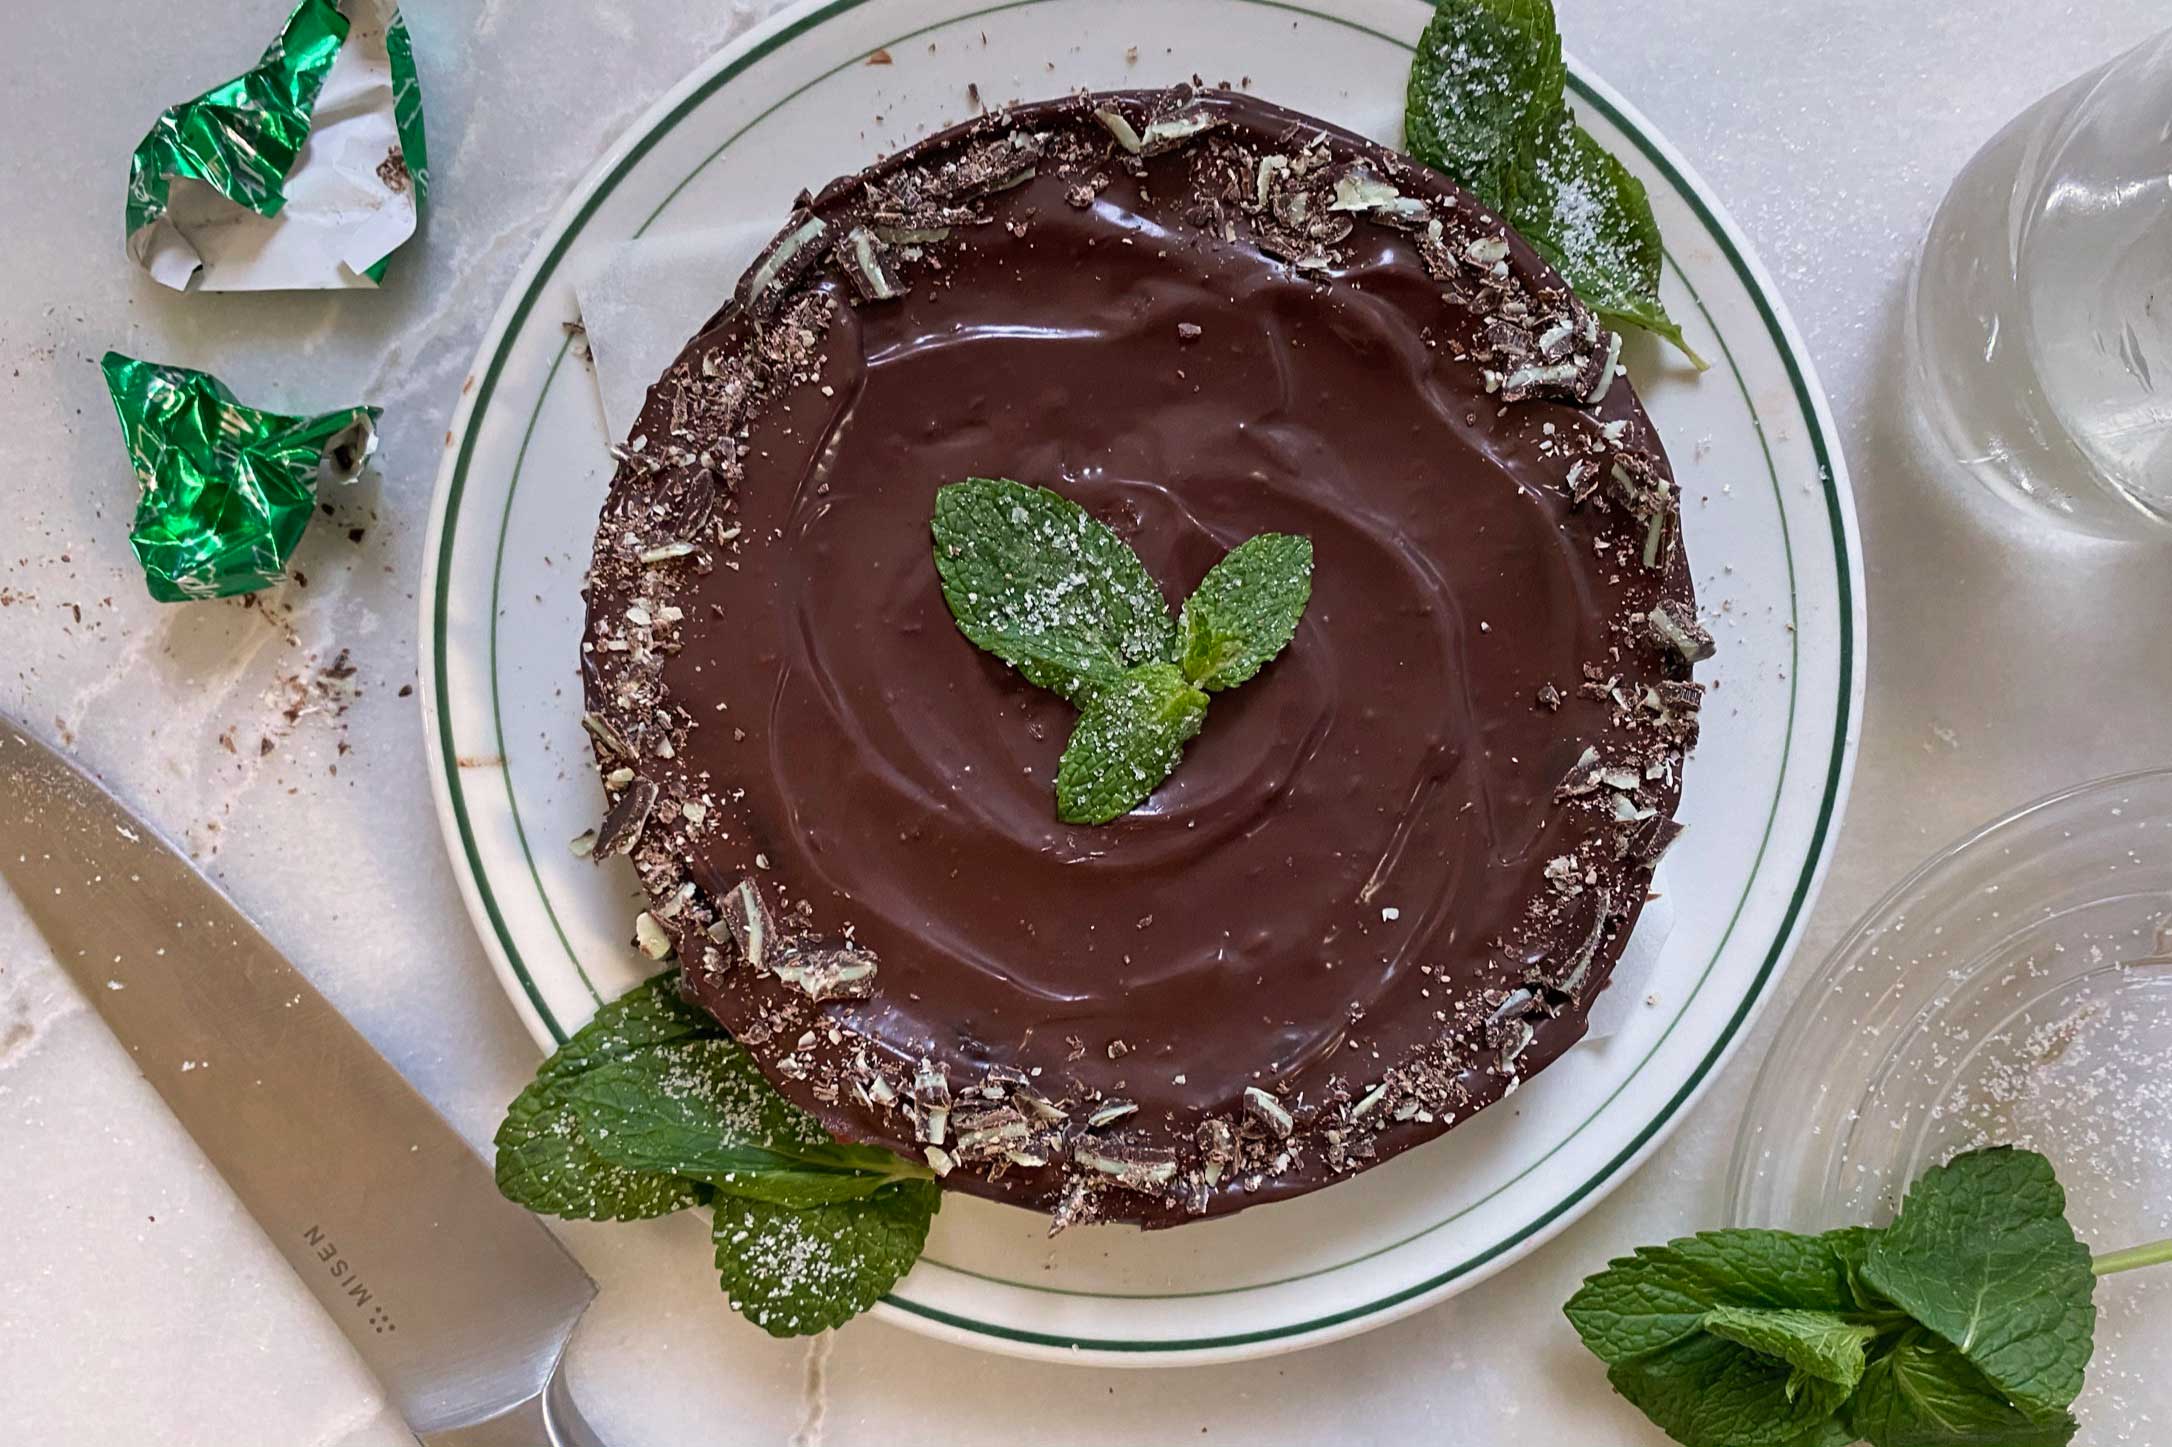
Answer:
578;84;1707;1230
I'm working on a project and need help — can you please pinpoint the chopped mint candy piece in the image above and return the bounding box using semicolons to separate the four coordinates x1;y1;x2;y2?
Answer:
1056;662;1209;824
932;477;1175;705
1177;533;1313;691
1403;0;1564;211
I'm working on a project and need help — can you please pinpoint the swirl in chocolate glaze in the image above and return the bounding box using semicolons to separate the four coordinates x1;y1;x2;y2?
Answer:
580;87;1703;1229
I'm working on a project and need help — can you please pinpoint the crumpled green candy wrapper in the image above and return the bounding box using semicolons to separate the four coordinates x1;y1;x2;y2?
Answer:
102;352;380;601
125;0;428;291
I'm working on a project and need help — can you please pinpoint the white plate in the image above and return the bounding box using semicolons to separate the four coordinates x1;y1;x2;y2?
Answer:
420;0;1864;1366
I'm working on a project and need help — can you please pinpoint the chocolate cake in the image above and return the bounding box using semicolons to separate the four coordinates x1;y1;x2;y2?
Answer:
578;85;1707;1230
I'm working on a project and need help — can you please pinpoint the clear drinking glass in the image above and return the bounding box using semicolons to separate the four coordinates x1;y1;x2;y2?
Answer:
1907;28;2172;540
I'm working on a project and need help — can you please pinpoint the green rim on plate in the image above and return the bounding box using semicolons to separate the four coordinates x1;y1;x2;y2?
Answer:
426;0;1857;1356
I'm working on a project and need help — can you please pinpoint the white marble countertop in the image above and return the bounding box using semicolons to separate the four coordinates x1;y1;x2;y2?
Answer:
4;2;2170;1443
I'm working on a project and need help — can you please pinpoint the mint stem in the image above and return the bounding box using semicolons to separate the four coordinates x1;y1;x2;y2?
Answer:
2092;1237;2172;1276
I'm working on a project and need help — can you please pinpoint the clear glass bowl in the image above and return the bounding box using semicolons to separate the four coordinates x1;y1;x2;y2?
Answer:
1906;28;2172;540
1728;770;2172;1442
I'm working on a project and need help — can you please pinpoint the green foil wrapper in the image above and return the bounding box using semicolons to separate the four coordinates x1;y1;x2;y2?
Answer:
101;353;380;602
125;0;429;291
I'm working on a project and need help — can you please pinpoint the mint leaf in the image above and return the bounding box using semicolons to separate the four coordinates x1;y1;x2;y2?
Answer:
1848;1328;2078;1447
1566;1230;1871;1447
1607;1329;1852;1447
1565;1228;1862;1364
1401;0;1702;364
498;976;946;1338
1055;661;1210;824
567;1037;931;1206
1861;1148;2096;1423
1403;0;1565;211
931;477;1175;704
493;974;721;1221
931;479;1311;822
712;1182;939;1337
1704;1306;1877;1397
1511;105;1705;368
1177;533;1313;691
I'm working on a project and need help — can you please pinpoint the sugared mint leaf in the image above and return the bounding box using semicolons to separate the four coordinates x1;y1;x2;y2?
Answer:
1177;533;1313;691
1403;0;1703;365
931;477;1174;705
1403;0;1565;211
712;1181;939;1338
567;1037;932;1208
496;975;943;1338
932;478;1310;823
1056;661;1209;824
1861;1148;2096;1424
1847;1328;2078;1447
492;973;721;1222
1703;1306;1877;1397
1511;105;1705;368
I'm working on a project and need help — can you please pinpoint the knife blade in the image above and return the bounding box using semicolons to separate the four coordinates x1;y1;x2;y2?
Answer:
0;719;599;1445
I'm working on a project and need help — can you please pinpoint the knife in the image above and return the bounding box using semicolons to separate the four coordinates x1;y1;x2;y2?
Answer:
0;719;603;1447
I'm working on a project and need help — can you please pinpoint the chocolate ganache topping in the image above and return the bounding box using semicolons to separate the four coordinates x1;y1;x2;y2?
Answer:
579;86;1708;1230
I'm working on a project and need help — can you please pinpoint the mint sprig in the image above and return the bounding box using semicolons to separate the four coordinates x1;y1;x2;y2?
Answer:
1566;1147;2172;1447
933;478;1312;824
494;974;938;1336
1404;0;1707;368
